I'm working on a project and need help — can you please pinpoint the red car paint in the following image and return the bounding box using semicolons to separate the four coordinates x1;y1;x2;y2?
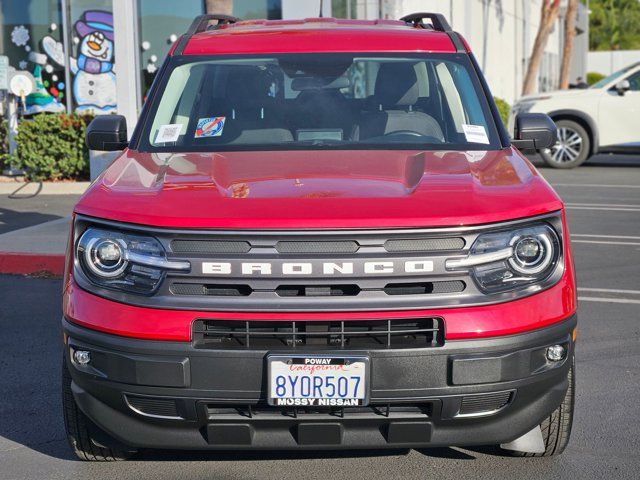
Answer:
65;18;576;343
74;148;562;230
183;19;458;56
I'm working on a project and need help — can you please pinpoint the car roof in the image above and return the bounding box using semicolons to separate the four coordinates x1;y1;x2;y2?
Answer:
179;18;460;56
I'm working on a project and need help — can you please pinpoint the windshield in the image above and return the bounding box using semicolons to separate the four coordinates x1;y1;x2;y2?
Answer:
139;53;501;152
591;63;640;89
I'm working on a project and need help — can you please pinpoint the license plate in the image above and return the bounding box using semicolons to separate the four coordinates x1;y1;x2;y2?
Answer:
268;355;369;407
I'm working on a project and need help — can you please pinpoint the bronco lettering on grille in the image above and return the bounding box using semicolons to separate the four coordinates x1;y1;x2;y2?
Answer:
201;261;434;276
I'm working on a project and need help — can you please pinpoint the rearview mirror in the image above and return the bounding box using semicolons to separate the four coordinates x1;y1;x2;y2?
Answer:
86;115;128;151
511;113;557;151
615;79;631;96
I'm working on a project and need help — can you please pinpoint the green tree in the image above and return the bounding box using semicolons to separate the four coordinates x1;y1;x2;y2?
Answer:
589;0;640;51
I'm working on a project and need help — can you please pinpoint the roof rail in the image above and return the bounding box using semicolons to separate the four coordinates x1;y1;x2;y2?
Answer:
400;13;452;32
174;14;240;55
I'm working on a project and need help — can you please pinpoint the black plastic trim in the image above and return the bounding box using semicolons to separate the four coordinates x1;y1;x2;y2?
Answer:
446;31;467;53
63;315;576;450
173;14;240;56
400;13;452;32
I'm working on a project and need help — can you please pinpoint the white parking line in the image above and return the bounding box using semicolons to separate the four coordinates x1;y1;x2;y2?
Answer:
552;183;640;189
566;206;640;212
578;297;640;305
566;203;640;208
572;240;640;246
578;288;640;295
572;234;640;240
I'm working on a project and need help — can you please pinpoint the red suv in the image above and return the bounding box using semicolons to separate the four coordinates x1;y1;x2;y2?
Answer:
63;13;576;461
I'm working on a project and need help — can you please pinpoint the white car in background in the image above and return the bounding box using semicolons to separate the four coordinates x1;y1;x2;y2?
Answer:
509;62;640;168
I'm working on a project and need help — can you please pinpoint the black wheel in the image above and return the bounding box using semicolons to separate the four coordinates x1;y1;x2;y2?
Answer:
508;356;575;457
540;120;590;169
62;355;136;461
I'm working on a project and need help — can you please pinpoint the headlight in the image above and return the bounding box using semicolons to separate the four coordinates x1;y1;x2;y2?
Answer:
446;223;560;294
76;228;190;294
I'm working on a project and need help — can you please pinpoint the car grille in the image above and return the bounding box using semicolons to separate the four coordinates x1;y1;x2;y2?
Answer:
457;391;513;416
75;215;563;312
205;402;432;419
126;395;181;418
156;228;477;312
192;318;444;350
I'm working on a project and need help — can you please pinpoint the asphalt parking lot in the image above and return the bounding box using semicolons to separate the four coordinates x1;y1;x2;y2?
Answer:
0;154;639;479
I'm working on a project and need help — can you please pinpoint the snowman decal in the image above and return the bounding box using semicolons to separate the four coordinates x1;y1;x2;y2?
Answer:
43;10;116;114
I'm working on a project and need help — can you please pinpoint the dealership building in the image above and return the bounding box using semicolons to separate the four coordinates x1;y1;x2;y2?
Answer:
1;0;587;130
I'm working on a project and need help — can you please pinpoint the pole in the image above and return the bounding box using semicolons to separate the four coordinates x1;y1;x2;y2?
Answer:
60;0;73;114
113;0;142;138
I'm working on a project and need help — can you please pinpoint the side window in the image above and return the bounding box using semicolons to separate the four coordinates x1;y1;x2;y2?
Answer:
626;71;640;91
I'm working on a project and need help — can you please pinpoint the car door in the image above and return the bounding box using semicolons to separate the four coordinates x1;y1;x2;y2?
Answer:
597;69;640;148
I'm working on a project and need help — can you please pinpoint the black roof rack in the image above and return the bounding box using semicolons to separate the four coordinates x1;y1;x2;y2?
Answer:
174;14;240;55
400;13;452;32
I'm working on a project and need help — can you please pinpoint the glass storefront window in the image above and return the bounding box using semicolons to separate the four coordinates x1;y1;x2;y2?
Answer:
65;0;116;113
0;0;66;114
137;0;205;99
233;0;282;19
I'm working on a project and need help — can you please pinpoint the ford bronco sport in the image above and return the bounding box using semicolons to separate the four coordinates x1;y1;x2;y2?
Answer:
63;13;576;461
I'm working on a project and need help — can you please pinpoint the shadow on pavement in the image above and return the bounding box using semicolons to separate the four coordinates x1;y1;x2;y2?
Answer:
133;448;411;462
0;208;62;235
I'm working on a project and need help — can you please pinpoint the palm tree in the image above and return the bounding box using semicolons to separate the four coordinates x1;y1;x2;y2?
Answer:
559;0;579;89
205;0;233;15
522;0;562;96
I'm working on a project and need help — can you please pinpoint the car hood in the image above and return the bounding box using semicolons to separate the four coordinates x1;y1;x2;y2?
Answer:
519;88;600;103
75;148;563;229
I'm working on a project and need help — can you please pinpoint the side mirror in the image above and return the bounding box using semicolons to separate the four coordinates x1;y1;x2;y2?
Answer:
615;79;631;96
511;113;557;151
86;115;128;151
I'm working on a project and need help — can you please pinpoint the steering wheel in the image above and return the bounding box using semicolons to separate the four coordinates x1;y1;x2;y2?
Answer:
383;130;424;137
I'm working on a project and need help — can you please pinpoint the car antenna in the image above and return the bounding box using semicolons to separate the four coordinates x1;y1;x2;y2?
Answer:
319;0;324;17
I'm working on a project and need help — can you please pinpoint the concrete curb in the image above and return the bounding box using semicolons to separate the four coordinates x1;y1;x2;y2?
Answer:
0;182;90;196
0;217;70;276
0;252;65;276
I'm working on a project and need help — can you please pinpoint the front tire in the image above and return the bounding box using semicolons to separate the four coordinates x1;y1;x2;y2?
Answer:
508;356;575;457
540;120;590;169
62;355;136;461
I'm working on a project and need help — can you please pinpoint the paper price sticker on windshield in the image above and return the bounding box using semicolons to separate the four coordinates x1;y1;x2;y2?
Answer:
462;124;490;145
155;124;182;143
195;117;226;138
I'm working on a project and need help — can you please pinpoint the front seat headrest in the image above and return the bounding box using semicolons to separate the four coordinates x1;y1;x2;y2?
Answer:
374;63;419;108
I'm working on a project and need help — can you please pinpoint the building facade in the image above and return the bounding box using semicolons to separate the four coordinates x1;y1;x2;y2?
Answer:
1;0;587;121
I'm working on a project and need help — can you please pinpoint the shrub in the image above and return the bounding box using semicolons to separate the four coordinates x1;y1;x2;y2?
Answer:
586;72;606;86
493;97;510;127
12;113;92;181
0;119;8;170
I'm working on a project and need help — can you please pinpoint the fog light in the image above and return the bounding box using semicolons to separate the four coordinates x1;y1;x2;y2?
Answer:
73;350;91;365
546;344;566;362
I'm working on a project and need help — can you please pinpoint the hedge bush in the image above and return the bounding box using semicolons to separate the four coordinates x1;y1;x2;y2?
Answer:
493;97;510;127
12;113;91;181
586;71;606;86
0;119;9;170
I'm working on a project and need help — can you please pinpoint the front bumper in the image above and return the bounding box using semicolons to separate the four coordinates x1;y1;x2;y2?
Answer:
63;315;576;450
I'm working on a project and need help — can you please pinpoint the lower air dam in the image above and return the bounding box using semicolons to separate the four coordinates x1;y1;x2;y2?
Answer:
275;398;360;406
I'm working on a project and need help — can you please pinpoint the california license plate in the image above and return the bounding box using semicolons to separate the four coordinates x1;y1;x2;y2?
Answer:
267;355;369;407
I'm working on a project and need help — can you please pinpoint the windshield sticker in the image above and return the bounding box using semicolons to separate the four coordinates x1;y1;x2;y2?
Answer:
195;117;226;138
462;124;490;145
155;124;182;143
